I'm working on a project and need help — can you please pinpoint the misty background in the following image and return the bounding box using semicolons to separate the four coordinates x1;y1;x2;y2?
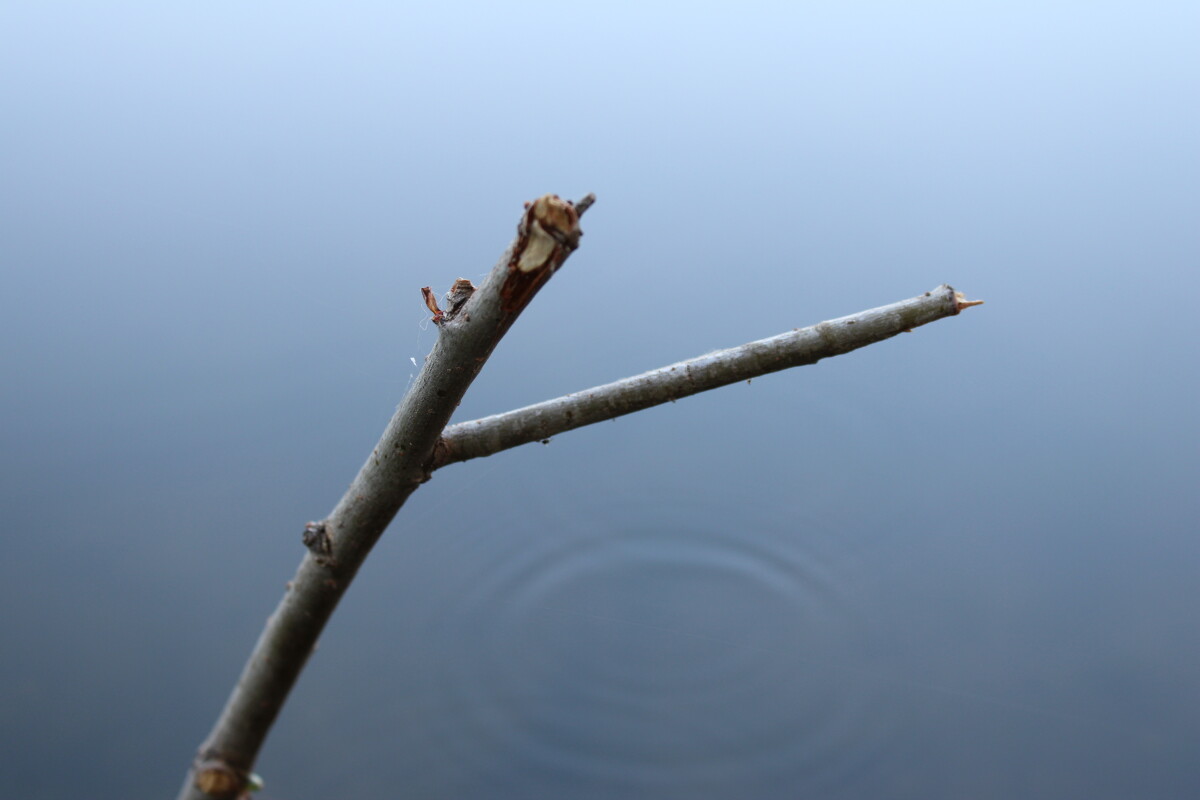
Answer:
2;3;1197;798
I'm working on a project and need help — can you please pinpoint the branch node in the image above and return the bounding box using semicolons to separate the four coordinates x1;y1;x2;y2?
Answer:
444;278;476;320
302;521;335;566
192;755;244;799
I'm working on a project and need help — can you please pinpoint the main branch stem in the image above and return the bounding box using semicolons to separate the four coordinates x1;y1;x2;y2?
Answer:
177;194;590;800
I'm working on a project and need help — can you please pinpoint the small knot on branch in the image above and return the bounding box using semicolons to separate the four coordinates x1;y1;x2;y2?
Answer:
302;521;334;565
192;755;245;799
445;278;475;319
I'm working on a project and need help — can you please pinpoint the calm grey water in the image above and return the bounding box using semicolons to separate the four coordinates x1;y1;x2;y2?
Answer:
3;4;1198;799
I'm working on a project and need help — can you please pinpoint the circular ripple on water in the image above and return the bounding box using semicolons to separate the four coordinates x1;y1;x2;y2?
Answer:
421;514;905;795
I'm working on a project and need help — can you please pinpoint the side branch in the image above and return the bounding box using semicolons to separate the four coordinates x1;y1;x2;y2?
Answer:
433;285;979;468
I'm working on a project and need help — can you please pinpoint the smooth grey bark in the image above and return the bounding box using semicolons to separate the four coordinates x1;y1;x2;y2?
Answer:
433;284;979;468
178;194;980;799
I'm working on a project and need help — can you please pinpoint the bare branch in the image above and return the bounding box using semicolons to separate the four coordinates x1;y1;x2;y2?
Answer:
178;194;592;800
177;191;981;800
433;285;979;468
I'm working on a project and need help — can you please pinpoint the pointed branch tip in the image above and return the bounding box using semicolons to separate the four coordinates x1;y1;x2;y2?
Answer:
954;291;984;311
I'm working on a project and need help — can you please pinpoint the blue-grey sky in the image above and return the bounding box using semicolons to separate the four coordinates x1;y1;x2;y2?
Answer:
2;3;1198;799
